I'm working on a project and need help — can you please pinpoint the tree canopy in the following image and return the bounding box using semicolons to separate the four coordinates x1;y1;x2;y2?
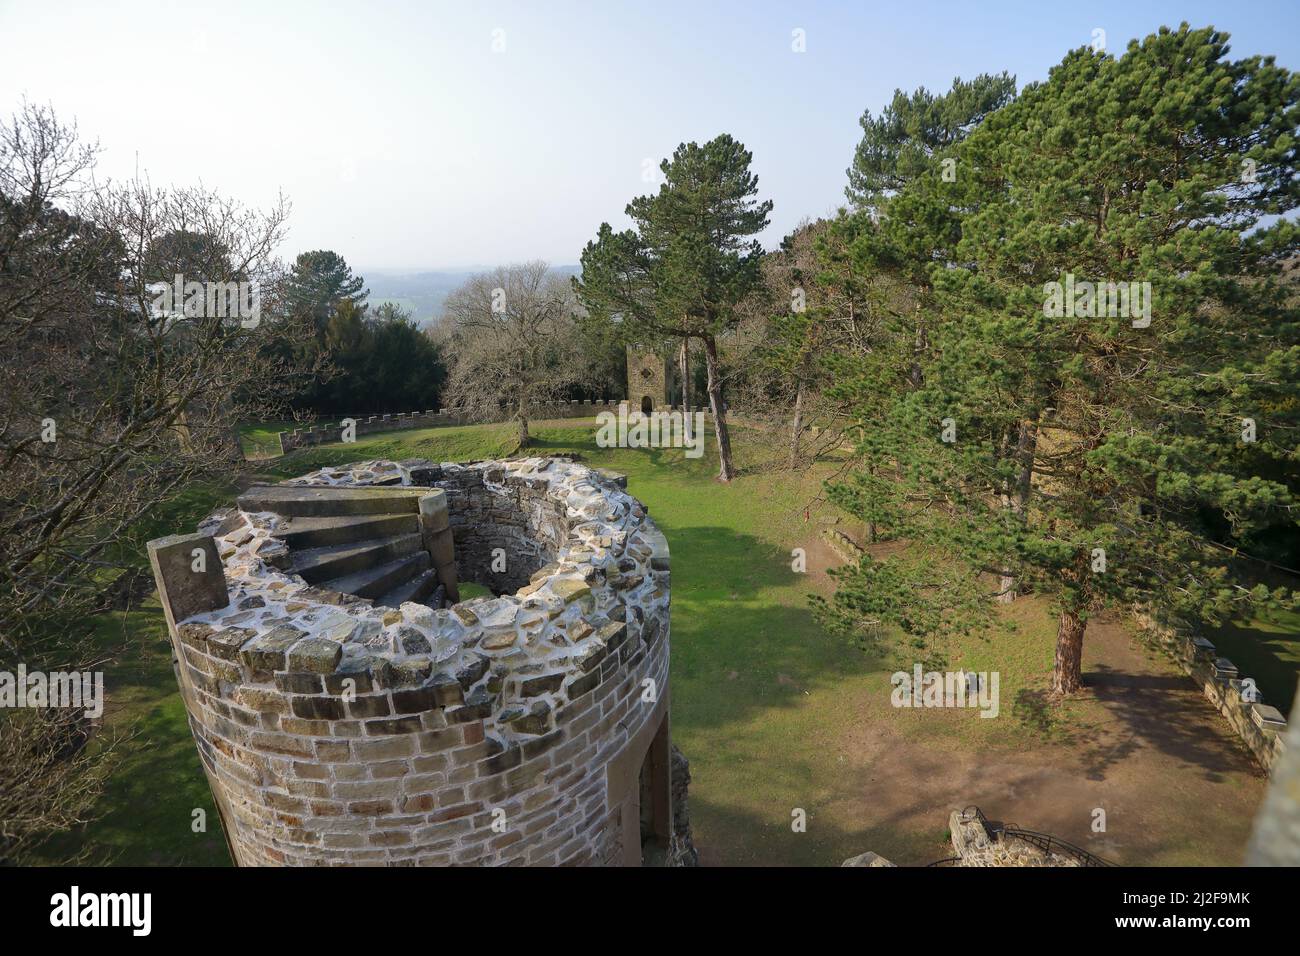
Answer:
818;23;1300;695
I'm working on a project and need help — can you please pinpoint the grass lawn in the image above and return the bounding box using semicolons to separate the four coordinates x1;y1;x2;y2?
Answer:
1202;606;1300;718
38;604;229;865
238;420;300;459
46;417;1286;866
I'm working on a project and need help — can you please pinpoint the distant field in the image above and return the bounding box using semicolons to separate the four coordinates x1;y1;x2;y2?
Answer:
361;266;579;326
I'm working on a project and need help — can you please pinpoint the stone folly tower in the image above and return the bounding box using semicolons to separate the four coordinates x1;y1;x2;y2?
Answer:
147;457;691;866
626;347;671;416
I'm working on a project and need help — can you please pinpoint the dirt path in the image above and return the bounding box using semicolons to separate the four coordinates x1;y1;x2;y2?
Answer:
820;614;1268;866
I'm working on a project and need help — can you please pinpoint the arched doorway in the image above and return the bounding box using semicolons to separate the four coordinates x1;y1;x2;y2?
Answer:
641;395;653;416
638;714;672;864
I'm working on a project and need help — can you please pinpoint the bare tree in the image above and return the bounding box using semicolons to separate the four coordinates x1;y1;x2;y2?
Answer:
0;103;319;862
440;261;585;449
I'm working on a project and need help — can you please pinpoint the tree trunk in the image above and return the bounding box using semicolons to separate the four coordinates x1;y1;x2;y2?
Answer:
678;338;691;409
678;337;691;439
909;306;926;390
867;462;878;543
996;575;1018;603
788;377;806;470
702;334;734;482
517;405;530;449
1052;608;1086;696
997;419;1038;603
173;407;195;455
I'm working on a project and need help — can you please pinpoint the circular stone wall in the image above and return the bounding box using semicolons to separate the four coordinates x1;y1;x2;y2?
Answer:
169;457;672;866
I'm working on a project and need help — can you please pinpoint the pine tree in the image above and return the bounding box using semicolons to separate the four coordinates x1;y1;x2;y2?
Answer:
845;72;1016;210
576;134;772;481
285;250;368;337
825;24;1300;696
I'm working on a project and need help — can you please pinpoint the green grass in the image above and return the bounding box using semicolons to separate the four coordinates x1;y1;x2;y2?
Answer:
39;603;229;865
239;420;298;458
46;416;1292;866
1203;605;1300;717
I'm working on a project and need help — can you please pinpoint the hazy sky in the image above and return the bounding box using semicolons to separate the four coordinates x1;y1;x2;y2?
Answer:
3;0;1298;271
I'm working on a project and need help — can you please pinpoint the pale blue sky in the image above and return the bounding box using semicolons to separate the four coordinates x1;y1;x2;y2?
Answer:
2;0;1297;269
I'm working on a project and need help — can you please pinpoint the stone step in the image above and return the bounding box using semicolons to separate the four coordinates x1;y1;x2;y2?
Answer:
237;484;423;518
275;513;419;549
321;551;431;600
373;568;440;609
291;533;424;584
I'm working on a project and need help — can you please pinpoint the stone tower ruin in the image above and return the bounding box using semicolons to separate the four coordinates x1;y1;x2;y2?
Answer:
148;456;688;865
626;347;671;416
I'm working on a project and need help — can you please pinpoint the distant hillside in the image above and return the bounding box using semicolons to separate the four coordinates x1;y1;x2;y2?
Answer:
362;266;580;327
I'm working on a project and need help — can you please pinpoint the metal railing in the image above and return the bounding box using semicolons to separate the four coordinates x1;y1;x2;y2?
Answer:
998;825;1115;867
951;805;1116;868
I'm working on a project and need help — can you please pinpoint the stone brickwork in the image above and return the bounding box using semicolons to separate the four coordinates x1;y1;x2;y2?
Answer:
1134;609;1288;772
626;348;669;415
150;457;680;866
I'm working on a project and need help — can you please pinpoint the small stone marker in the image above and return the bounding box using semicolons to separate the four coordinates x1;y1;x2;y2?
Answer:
147;533;229;627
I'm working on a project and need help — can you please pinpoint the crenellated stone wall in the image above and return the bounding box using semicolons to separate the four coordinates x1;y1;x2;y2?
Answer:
1134;608;1289;772
277;403;624;454
149;457;683;866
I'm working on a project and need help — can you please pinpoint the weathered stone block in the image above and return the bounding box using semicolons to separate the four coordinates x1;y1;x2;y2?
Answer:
291;696;345;721
287;638;343;674
1251;703;1287;731
241;625;306;672
148;533;229;625
392;686;440;714
517;672;565;697
347;695;392;718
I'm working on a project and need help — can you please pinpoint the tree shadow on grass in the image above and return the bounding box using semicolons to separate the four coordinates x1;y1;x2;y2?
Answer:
662;523;881;734
686;781;953;867
1201;614;1300;719
686;740;1133;866
1012;687;1075;740
36;605;231;866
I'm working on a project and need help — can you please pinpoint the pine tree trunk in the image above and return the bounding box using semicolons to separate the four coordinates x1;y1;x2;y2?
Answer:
1052;608;1086;696
678;338;691;409
788;377;806;470
702;334;734;482
996;419;1038;603
867;462;878;543
678;337;691;439
909;306;926;390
